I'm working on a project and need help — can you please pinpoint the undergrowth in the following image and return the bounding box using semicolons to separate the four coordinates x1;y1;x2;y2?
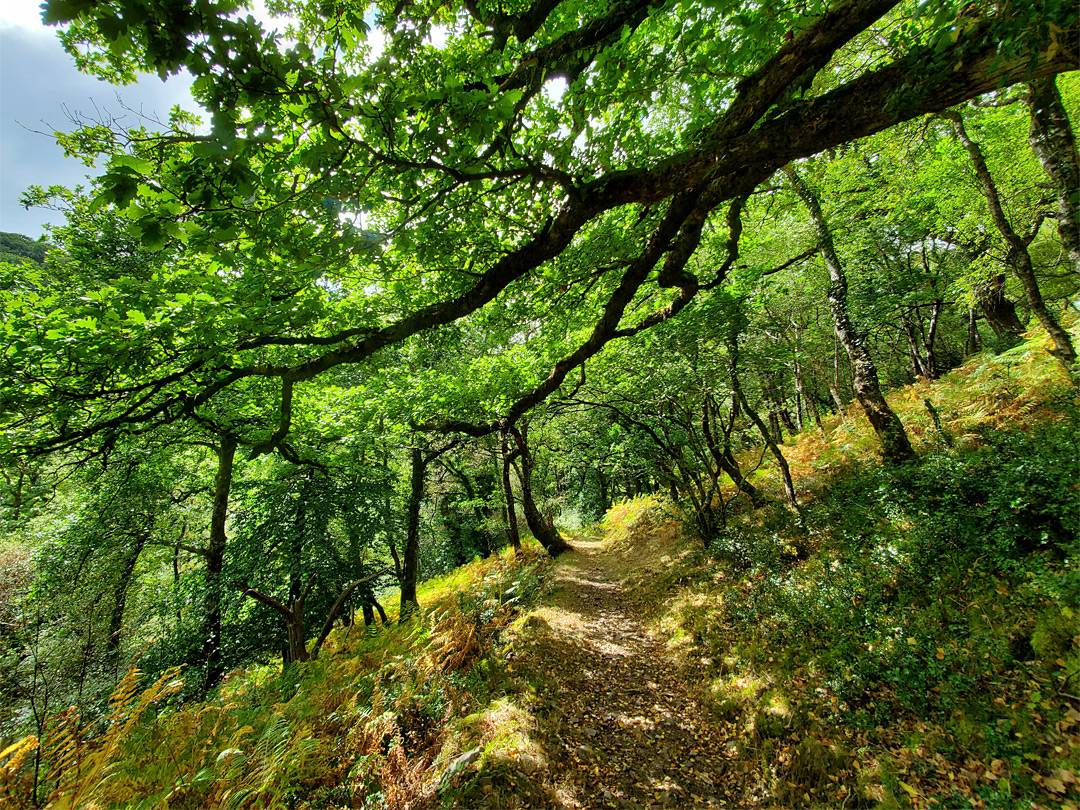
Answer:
2;331;1077;810
648;334;1080;809
0;544;554;809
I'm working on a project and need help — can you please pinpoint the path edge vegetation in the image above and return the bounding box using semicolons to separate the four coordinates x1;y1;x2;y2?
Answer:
1;326;1077;809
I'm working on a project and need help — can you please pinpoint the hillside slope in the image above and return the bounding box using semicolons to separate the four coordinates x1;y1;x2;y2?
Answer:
1;330;1077;809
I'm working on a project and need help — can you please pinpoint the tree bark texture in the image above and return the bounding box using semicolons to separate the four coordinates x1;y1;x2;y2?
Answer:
976;273;1026;337
1028;77;1080;278
945;109;1077;369
786;167;916;462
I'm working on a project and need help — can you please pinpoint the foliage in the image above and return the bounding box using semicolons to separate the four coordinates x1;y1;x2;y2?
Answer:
0;0;1078;805
0;234;48;269
0;544;553;809
655;330;1080;808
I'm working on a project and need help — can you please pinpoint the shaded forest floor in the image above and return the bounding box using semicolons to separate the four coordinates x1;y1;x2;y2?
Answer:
509;535;735;808
4;329;1077;810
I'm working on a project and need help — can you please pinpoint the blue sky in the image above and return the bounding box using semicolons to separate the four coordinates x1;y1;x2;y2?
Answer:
0;0;194;237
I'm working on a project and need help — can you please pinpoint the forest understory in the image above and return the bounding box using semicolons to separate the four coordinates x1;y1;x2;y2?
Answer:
1;2;1079;807
2;327;1077;810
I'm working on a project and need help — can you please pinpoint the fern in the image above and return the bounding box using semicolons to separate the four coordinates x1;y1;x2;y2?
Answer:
217;716;321;810
46;665;183;810
0;736;39;808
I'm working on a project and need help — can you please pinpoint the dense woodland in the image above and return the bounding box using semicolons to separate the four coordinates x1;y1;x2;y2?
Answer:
0;0;1078;807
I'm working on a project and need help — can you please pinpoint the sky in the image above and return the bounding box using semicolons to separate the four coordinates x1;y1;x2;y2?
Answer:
0;3;512;239
0;0;195;237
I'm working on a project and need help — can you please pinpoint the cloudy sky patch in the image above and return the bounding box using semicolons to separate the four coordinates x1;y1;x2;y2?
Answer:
1;0;195;237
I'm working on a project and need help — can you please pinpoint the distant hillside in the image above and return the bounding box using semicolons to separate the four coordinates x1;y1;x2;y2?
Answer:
0;232;48;267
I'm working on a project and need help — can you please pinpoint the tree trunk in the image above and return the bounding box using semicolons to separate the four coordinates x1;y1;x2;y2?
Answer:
808;353;846;414
924;300;942;378
726;341;803;518
965;308;981;355
286;594;308;664
898;306;927;377
793;353;823;430
945;109;1077;369
976;273;1026;337
776;405;796;437
835;335;856;407
281;481;308;663
105;536;146;674
203;434;237;690
173;544;182;627
379;433;404;583
737;389;804;523
358;582;388;627
442;456;492;558
400;446;426;618
1028;76;1080;278
238;570;386;666
702;394;767;508
234;578;313;666
288;482;307;608
511;421;571;556
786;166;916;462
2;467;25;520
372;597;389;625
767;410;783;444
500;429;522;554
762;371;795;437
312;575;380;652
671;448;722;544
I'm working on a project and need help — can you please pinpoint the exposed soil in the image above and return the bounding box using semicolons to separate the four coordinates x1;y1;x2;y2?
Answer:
514;537;739;809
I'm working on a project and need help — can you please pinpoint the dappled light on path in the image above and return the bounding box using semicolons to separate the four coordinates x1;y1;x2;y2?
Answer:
516;537;737;809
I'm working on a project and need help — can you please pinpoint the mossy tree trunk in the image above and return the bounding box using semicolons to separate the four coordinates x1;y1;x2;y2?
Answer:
944;109;1077;371
786;166;916;463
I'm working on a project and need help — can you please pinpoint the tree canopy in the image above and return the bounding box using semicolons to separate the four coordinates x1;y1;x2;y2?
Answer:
0;2;1078;805
3;0;1074;460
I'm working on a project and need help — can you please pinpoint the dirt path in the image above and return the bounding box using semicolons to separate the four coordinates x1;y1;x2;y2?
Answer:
518;537;736;809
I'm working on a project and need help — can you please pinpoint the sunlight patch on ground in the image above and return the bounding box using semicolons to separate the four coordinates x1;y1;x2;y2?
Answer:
521;605;589;636
557;571;622;591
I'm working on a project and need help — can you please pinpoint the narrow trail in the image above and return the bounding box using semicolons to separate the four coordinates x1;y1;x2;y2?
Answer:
518;537;738;809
